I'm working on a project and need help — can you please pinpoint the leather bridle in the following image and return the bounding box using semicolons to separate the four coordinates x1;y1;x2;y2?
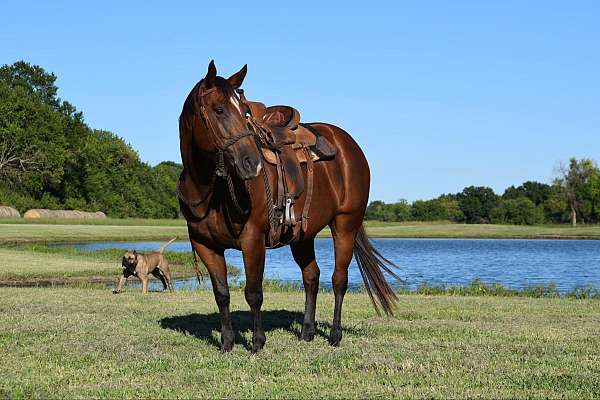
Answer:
192;86;258;216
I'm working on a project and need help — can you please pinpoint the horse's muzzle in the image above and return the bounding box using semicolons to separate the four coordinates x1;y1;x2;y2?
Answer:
235;153;262;180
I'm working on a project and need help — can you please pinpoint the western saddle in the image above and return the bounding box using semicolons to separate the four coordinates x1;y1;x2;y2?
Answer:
237;89;336;248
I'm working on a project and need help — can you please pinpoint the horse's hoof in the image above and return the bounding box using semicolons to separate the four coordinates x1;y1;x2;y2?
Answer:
221;332;234;353
328;330;342;347
252;333;266;354
221;342;233;353
300;324;315;342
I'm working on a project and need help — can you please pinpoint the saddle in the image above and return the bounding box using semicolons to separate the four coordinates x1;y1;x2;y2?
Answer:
239;90;336;248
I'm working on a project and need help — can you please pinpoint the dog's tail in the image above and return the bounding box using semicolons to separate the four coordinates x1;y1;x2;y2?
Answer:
159;237;177;254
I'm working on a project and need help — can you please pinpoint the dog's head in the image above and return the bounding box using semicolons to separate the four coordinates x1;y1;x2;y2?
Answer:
121;250;139;270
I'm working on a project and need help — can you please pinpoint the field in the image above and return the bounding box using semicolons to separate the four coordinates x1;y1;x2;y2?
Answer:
2;219;600;243
0;287;598;398
2;219;599;398
0;246;215;285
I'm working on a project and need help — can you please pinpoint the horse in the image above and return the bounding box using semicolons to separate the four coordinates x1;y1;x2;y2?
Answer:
178;61;399;353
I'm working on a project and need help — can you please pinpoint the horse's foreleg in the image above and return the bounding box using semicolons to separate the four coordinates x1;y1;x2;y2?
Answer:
241;234;266;353
291;239;320;341
191;241;234;352
329;215;361;346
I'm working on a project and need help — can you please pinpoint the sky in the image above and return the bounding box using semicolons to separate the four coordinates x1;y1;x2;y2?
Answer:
1;1;599;202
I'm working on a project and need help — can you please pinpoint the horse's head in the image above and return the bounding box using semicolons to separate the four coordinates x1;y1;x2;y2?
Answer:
181;61;262;180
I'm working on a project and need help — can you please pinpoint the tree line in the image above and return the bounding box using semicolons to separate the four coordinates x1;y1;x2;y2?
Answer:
366;160;600;226
1;61;597;224
0;61;181;218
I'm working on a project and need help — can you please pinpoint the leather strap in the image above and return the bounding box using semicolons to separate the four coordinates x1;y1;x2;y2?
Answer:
302;146;314;233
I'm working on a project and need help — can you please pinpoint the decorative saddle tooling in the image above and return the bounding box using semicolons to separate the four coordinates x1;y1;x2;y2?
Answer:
238;90;337;248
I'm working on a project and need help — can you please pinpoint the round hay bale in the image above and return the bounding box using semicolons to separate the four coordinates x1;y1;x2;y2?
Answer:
24;209;42;219
23;209;107;219
0;206;20;218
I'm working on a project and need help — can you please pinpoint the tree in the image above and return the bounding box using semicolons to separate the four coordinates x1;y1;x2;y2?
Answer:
557;158;600;226
491;197;544;225
410;197;463;222
0;61;59;106
503;181;551;205
456;186;499;224
542;181;569;223
365;200;411;222
0;61;181;218
0;137;42;182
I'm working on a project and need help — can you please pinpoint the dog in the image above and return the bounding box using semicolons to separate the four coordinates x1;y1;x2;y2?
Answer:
113;237;177;294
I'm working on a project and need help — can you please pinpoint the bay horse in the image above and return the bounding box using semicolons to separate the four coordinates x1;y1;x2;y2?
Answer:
178;61;399;353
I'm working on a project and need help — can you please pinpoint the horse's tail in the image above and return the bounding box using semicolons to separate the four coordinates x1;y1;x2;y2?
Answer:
159;237;177;254
353;225;400;316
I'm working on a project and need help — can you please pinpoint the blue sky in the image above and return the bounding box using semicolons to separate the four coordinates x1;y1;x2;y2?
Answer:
1;1;599;202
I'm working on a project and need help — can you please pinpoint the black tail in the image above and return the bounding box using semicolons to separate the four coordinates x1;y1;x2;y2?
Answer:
353;225;400;316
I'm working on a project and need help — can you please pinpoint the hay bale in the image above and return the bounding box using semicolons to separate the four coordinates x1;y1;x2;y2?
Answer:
0;206;20;218
23;209;107;219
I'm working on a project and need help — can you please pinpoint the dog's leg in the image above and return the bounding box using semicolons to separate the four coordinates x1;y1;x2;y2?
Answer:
162;261;174;293
141;274;149;294
152;269;168;291
113;275;127;294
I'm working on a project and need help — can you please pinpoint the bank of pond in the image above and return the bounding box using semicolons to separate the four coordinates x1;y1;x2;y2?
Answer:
61;238;599;297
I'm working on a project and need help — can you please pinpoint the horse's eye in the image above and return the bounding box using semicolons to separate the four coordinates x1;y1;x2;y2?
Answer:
245;110;252;118
215;106;224;115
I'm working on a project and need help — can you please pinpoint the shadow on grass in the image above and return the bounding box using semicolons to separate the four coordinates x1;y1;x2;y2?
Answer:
160;310;339;351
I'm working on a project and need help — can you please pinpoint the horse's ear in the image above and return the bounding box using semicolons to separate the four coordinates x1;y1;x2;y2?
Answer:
204;60;217;86
227;64;247;89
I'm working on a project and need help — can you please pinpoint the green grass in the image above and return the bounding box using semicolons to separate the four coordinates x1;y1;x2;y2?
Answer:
0;287;599;398
0;245;240;284
0;222;188;243
350;221;600;239
0;217;186;226
2;219;600;243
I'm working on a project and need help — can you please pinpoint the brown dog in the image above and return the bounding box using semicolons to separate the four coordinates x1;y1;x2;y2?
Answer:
113;238;177;294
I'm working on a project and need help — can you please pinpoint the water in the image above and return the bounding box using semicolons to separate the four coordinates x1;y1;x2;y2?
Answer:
76;238;600;293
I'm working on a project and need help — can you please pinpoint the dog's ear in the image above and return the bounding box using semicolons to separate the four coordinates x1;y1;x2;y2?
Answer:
133;250;138;259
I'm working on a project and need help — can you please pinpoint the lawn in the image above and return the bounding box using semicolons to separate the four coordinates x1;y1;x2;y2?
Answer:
2;219;600;243
0;245;229;285
0;287;598;398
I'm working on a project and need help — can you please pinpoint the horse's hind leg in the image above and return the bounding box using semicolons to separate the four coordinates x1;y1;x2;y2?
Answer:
191;241;234;352
291;239;320;341
329;213;361;346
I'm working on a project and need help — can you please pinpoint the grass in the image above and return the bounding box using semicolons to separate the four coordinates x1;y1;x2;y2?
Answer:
0;287;599;398
2;219;600;243
0;222;188;243
0;245;240;285
410;278;600;299
0;217;186;226
339;221;600;239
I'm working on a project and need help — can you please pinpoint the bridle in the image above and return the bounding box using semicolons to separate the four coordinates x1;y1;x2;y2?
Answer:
197;86;256;175
178;83;279;242
188;85;258;216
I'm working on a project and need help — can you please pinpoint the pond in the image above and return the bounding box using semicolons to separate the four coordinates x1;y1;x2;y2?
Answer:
76;238;600;293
